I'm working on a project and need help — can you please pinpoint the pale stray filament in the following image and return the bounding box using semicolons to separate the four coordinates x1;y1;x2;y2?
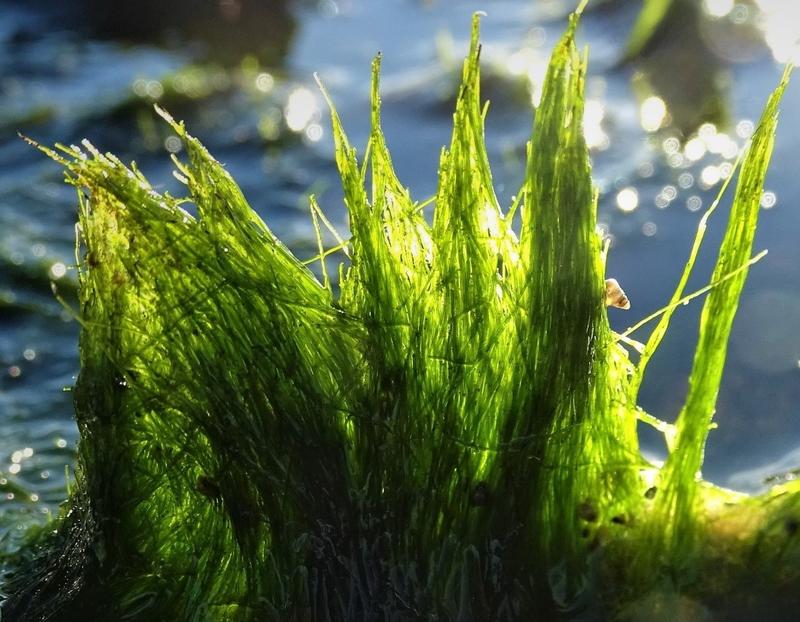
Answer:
605;278;630;310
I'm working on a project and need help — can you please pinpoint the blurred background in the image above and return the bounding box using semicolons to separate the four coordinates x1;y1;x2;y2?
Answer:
1;0;799;542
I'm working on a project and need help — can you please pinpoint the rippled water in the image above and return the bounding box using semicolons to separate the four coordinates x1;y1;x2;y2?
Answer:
2;0;800;542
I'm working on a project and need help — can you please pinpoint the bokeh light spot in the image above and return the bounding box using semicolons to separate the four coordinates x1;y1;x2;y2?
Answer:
687;195;703;212
50;262;67;279
684;137;707;162
703;0;734;18
285;88;318;132
642;222;658;237
700;165;721;189
616;187;639;213
640;96;667;132
760;191;777;209
255;72;274;93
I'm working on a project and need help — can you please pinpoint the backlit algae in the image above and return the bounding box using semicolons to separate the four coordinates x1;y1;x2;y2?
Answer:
2;7;799;621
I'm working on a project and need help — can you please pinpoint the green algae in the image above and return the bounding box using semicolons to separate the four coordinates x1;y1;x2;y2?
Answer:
2;7;798;621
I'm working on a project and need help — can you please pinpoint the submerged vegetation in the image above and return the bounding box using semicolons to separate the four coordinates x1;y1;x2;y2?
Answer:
2;5;798;621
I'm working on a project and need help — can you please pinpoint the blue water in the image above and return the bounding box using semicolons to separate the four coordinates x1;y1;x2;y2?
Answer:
2;0;799;544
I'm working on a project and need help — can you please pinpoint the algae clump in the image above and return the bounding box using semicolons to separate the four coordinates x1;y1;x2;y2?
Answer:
2;6;798;621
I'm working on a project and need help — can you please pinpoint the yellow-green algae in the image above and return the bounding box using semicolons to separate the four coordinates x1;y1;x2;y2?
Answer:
2;7;798;621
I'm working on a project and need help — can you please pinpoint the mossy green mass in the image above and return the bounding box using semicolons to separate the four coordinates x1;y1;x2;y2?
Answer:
2;8;798;621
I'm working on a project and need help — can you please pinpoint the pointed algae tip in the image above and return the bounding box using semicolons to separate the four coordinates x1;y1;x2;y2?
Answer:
371;52;382;93
313;71;335;110
370;54;382;128
469;12;485;59
567;0;588;35
471;11;485;35
17;131;39;148
781;62;794;84
18;131;64;162
763;63;793;120
562;0;589;41
154;104;185;137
